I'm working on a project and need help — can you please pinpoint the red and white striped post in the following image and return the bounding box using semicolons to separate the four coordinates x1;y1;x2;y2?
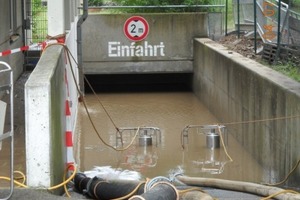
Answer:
65;68;75;171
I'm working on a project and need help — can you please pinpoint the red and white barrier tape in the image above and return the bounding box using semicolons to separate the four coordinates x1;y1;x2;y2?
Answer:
0;40;59;57
0;43;38;57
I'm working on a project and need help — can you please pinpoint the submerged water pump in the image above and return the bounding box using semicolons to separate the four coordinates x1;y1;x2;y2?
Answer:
206;129;220;149
139;129;152;146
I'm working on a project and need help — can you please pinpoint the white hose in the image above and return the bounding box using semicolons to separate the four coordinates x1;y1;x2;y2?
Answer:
177;176;300;200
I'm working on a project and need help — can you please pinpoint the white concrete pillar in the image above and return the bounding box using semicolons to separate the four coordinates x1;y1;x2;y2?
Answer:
48;0;65;37
25;83;51;187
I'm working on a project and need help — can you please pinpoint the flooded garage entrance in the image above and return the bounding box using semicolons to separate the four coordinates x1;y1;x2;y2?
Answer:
75;74;265;183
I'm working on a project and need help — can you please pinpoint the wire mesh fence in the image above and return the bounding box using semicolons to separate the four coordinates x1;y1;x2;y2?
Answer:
26;1;227;45
233;0;300;47
25;0;48;45
25;0;300;47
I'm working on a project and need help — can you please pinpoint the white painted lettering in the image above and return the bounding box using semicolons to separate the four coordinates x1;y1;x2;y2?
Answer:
122;45;129;57
108;41;166;57
159;42;165;56
135;45;143;57
108;42;120;57
144;41;153;56
130;42;135;56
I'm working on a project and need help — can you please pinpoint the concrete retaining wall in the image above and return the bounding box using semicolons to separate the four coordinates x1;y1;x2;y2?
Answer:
25;20;79;188
193;38;300;186
82;13;208;74
25;45;66;188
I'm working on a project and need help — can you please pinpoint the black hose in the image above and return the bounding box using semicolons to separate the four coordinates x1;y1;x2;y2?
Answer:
73;173;91;194
73;173;145;199
90;178;145;199
129;181;179;200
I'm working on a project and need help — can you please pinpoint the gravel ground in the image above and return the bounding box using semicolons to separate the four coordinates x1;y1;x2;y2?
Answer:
218;32;263;61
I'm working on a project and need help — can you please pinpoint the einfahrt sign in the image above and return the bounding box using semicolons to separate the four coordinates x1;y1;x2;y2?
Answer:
123;16;149;41
108;15;165;57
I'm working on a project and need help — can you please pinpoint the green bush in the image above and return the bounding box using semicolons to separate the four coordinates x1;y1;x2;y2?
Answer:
270;61;300;82
112;0;217;12
89;0;103;6
114;0;211;5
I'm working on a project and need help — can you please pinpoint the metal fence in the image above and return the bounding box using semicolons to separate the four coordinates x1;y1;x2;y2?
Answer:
288;9;300;46
256;0;290;44
27;2;227;46
233;0;255;31
233;0;300;47
25;0;48;45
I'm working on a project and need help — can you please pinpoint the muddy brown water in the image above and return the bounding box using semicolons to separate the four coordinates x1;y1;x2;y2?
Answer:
0;127;26;187
75;92;266;183
0;90;267;188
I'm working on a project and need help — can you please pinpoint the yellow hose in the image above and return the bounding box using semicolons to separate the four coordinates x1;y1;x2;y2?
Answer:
48;164;77;191
13;170;26;185
0;163;77;198
0;176;28;188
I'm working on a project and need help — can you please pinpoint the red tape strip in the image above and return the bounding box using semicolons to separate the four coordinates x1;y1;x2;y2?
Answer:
2;50;12;56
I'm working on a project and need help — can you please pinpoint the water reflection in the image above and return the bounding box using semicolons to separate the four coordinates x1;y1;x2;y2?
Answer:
191;149;227;175
121;145;158;172
181;124;230;175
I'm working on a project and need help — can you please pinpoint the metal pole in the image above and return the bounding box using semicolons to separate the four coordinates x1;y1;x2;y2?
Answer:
9;63;14;200
277;0;281;46
77;0;88;94
225;0;228;35
85;5;225;9
0;61;14;200
274;0;282;64
237;0;240;38
254;0;257;54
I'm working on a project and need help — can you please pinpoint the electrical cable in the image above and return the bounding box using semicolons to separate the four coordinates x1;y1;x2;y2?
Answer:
36;34;300;200
84;74;120;132
260;189;300;200
218;125;233;162
0;176;28;188
42;43;300;200
59;42;300;198
222;114;300;126
47;163;77;192
63;164;75;197
44;43;141;152
263;159;300;187
111;181;146;200
177;187;207;194
0;163;77;195
13;170;26;185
